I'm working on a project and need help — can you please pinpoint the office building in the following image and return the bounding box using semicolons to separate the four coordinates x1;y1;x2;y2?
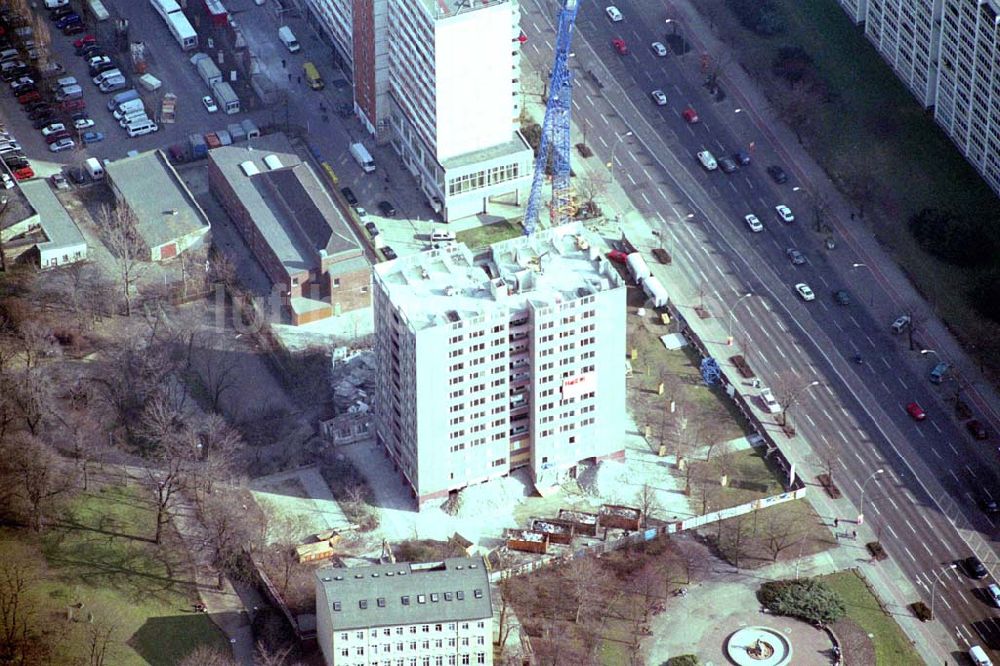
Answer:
315;557;493;666
836;0;1000;196
372;223;626;509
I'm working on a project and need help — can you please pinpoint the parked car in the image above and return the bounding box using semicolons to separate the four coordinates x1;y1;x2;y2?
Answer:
41;122;66;136
650;89;666;106
734;150;751;166
45;129;71;144
73;35;96;51
56;14;82;30
49;6;74;20
73;117;94;130
681;107;699;123
651;41;667;56
201;95;218;113
718;156;738;174
0;172;13;189
364;221;378;236
744;214;762;233
767;165;788;184
16;90;40;104
13;166;34;181
759;388;781;414
378;200;396;217
63;23;86;36
696;150;717;171
49;172;69;189
964;556;989;579
381;246;397;261
31;113;56;128
606;250;629;264
48;137;74;152
341;187;358;205
605;5;623;21
80;130;104;144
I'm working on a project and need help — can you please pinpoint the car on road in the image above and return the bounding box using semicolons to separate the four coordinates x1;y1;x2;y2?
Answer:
795;283;815;302
381;246;397;261
906;402;926;421
606;250;628;263
48;137;74;152
759;388;781;414
718;156;738;174
967;420;988;440
979;493;1000;515
611;38;628;55
767;165;788;184
81;131;104;144
734;150;751;166
786;248;805;265
202;95;218;113
41;122;66;137
891;314;911;334
364;221;378;236
696;150;717;171
744;214;763;233
775;204;795;223
605;5;623;22
987;583;1000;607
833;289;850;306
964;556;989;579
49;172;69;190
73;117;94;130
651;41;667;56
682;107;699;123
650;89;667;106
378;200;396;217
341;187;358;205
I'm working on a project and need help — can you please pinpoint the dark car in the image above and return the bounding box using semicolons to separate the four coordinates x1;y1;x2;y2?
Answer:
718;156;738;174
28;106;53;120
49;6;74;20
833;290;850;306
31;115;55;129
56;14;82;29
45;130;71;145
63;23;85;35
734;150;751;166
89;62;116;77
23;100;48;113
978;492;999;514
17;90;40;104
785;248;806;265
364;221;378;236
968;420;989;440
70;110;89;122
767;165;788;184
381;246;398;261
965;556;989;579
4;156;29;169
68;167;87;184
2;67;29;82
341;187;358;206
81;45;104;59
378;200;396;217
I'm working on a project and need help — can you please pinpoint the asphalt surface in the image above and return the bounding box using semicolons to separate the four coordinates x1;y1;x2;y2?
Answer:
521;0;1000;660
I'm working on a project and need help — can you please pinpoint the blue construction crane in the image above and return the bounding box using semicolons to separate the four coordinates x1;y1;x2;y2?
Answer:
522;0;578;236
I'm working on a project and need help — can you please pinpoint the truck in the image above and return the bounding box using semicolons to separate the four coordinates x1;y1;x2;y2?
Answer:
211;81;240;114
625;252;650;284
107;88;140;111
160;92;176;123
642;276;668;308
195;55;222;88
150;0;198;51
139;73;161;91
188;133;208;160
303;61;324;90
349;142;376;173
86;0;110;21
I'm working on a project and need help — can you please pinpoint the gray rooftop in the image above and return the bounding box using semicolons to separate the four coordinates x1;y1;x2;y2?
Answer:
316;557;492;630
0;168;36;238
441;130;532;171
209;134;364;278
104;150;209;250
19;180;86;251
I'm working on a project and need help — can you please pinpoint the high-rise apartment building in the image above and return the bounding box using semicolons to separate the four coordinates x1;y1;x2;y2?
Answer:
315;557;493;666
372;224;626;509
302;0;533;222
835;0;1000;195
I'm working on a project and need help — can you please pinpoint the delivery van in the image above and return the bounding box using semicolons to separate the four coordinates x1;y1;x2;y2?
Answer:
278;26;300;52
303;61;324;90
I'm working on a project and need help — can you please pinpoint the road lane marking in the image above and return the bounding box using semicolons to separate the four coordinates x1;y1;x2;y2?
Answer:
804;413;816;427
948;441;960;456
931;421;942;434
930;447;942;460
881;357;891;369
775;346;787;360
885;494;898;510
641;192;650;205
836;429;848;444
905;519;917;533
902;546;916;561
897;377;908;390
598;135;608;148
866;335;877;348
913;427;926;439
849;316;861;328
966;465;977;479
885;523;898;538
921;541;935;557
762;300;772;313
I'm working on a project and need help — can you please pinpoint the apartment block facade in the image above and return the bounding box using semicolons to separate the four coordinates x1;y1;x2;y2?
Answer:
315;558;493;666
836;0;1000;195
301;0;533;222
372;224;626;509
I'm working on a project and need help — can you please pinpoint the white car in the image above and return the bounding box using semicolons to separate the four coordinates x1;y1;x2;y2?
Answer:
760;388;781;414
49;138;75;153
651;41;667;57
606;6;623;22
41;123;66;137
775;204;795;223
73;118;95;130
202;95;218;113
744;214;763;233
651;89;667;106
1;173;14;189
795;283;815;302
44;0;69;7
697;150;717;171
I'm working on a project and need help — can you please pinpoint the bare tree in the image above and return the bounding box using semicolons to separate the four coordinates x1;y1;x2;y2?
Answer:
98;204;147;317
0;553;43;665
635;483;661;527
691;462;717;514
573;172;609;215
762;510;807;562
0;433;71;531
179;645;237;666
718;512;751;569
200;492;255;589
495;576;521;657
565;556;603;624
189;335;241;414
903;302;925;352
143;437;196;544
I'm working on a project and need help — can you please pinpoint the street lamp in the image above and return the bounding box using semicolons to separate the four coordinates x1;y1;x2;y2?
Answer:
929;563;958;620
851;263;874;306
665;18;678;35
857;468;884;525
727;292;753;345
607;130;633;181
792;186;803;192
781;380;821;427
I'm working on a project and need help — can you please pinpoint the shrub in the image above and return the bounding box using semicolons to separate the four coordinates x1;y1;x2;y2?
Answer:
772;46;814;85
758;579;846;624
908;207;996;267
968;269;1000;323
665;656;700;666
726;0;786;36
911;601;932;621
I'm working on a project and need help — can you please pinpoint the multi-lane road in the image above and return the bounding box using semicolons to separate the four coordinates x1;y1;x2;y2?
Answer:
520;0;1000;659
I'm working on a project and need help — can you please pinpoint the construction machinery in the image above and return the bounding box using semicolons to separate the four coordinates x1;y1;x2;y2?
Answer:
522;0;578;236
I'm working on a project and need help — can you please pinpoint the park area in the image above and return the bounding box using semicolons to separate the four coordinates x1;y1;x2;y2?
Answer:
0;478;228;665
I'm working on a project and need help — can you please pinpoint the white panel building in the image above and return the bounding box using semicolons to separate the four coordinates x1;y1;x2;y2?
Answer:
372;224;626;509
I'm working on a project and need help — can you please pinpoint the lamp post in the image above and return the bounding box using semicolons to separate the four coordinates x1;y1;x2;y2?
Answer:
857;468;884;525
607;130;633;181
851;263;874;306
781;380;821;427
930;563;958;620
665;18;677;35
727;292;752;345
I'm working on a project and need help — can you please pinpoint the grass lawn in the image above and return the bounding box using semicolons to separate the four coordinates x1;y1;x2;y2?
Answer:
817;570;923;665
455;220;523;248
698;0;1000;370
2;482;229;665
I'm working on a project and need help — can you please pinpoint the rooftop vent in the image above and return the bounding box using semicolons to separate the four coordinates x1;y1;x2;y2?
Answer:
262;154;282;170
321;576;332;582
334;575;343;580
239;160;259;177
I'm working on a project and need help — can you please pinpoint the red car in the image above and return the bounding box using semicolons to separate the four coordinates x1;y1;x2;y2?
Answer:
73;35;96;49
61;99;86;111
13;166;34;181
612;38;628;55
45;130;72;145
606;250;628;264
906;402;926;421
17;90;41;105
967;420;988;440
682;107;700;123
